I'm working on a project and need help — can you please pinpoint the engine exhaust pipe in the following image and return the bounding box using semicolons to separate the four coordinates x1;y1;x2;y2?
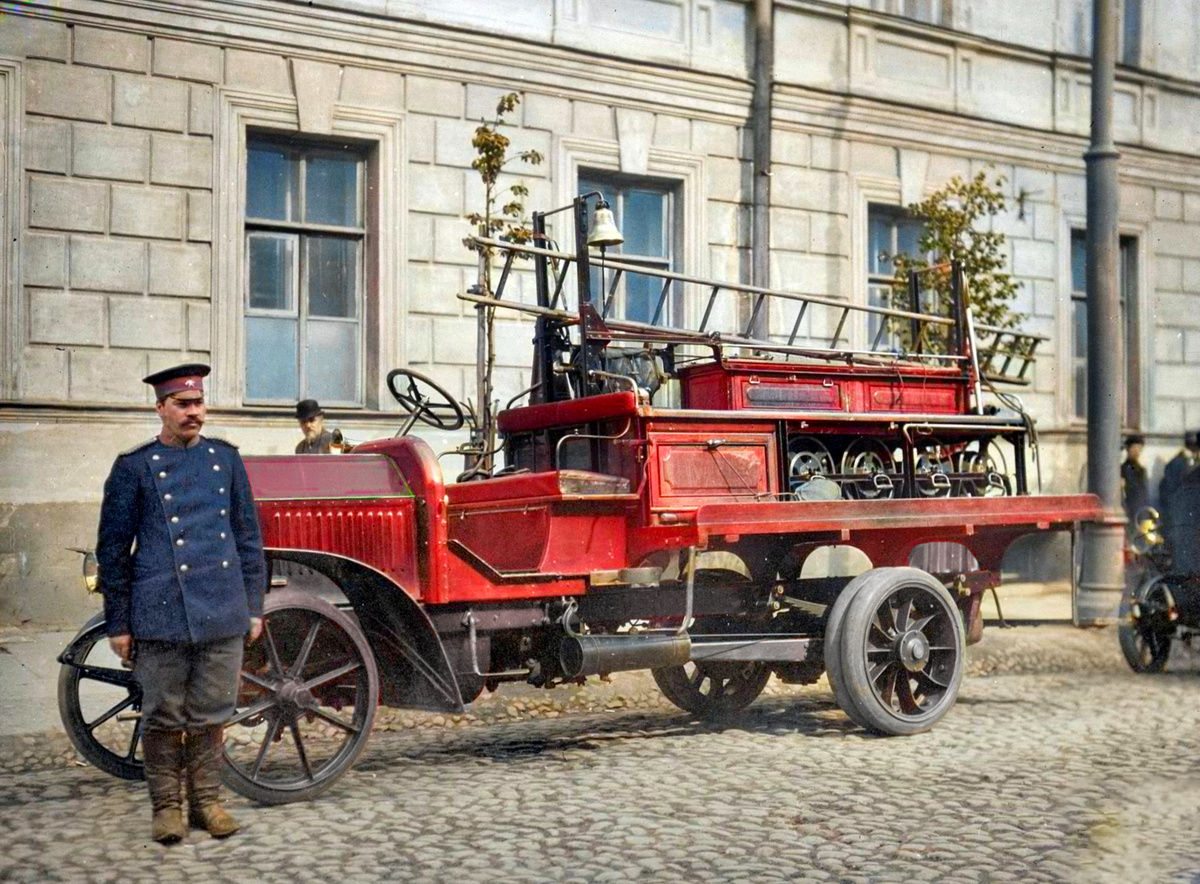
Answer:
560;633;692;679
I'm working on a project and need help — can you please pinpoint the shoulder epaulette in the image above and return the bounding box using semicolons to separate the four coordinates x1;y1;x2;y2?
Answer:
119;439;157;457
207;436;240;450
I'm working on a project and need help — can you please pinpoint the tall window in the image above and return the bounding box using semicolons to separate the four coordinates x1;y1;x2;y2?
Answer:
1070;230;1139;424
1120;0;1142;66
244;136;365;405
578;172;677;325
873;0;950;26
867;204;927;348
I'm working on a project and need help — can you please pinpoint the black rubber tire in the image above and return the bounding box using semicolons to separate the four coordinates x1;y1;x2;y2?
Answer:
652;660;772;718
1118;577;1173;674
837;567;964;736
221;590;380;805
57;613;146;781
822;575;870;728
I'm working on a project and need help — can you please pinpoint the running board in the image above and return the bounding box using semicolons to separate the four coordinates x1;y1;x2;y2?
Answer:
688;635;822;664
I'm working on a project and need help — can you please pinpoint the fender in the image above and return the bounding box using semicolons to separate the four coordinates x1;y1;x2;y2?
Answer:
268;549;465;714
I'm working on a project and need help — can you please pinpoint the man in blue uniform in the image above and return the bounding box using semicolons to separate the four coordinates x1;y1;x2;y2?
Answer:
96;363;266;844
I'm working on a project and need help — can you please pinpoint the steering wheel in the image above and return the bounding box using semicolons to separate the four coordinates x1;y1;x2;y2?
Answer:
386;368;465;431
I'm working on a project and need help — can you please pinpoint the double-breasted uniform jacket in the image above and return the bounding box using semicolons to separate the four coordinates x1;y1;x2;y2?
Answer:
97;435;267;642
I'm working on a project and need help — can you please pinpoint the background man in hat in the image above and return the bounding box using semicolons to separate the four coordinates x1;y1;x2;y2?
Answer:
96;363;266;844
294;399;333;454
1121;434;1149;534
1159;430;1200;568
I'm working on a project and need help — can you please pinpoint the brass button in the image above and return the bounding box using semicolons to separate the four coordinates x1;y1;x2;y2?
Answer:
164;493;172;501
171;516;179;524
175;539;184;547
179;564;189;572
219;488;225;494
220;509;227;516
208;448;215;454
220;532;226;539
158;471;167;479
152;455;160;461
222;561;229;568
213;464;221;472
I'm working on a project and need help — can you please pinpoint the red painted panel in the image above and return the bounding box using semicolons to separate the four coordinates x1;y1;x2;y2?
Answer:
739;380;841;410
497;391;639;434
866;382;961;414
258;498;419;595
649;431;778;508
245;454;411;500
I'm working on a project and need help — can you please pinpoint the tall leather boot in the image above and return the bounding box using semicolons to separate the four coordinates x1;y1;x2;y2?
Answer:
143;730;186;844
184;726;240;838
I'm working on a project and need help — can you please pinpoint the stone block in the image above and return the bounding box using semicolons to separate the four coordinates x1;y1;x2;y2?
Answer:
705;157;748;202
1012;239;1056;279
692;121;739;159
1157;292;1200;329
810;214;850;257
150;133;212;188
467;84;521;125
507;128;550;177
1185;259;1200;295
709;245;750;286
1157;256;1184;291
432;318;478;364
1032;279;1058;318
70;236;146;292
73;123;149;182
225;49;291;96
1156;221;1200;259
23;232;66;288
771;166;847;214
405;315;431;364
24;117;69;173
990;207;1033;240
653;114;690;150
407;165;463;216
109;296;183;349
493;320;535;368
464;171;548;220
573;102;615;141
769;208;810;252
1121;182;1154;221
28;289;105;345
28;177;107;232
406;76;463;117
0;16;68;60
707;201;747;247
434;117;479;168
1153;397;1185;435
434;216;476;265
339;66;404;111
849;141;896;177
1032;202;1058;242
69;348;147;402
1057;172;1086;210
1185;330;1200;365
1013;166;1055;201
187;302;211;351
1159;363;1200;394
1156;189;1184;220
20;346;69;401
523;93;569;133
74;26;148;73
152;38;222;83
1185;193;1200;224
1157;328;1185;364
926;153;972;188
113;74;187;131
187;191;212;242
407;263;464;315
408;114;435;163
770;251;847;295
149;242;211;297
774;130;811;168
110;186;185;239
26;60;109;122
811;135;849;172
189;85;214;136
407;213;434;262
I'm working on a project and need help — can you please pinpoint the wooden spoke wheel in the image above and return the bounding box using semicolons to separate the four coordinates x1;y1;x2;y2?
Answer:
832;568;964;735
652;660;771;718
840;439;897;500
1119;577;1175;674
956;439;1011;497
57;613;145;781
222;590;380;805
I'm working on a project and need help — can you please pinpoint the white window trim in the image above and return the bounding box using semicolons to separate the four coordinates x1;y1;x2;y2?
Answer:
556;137;707;326
1;59;22;400
1056;212;1151;431
852;174;904;350
213;88;405;410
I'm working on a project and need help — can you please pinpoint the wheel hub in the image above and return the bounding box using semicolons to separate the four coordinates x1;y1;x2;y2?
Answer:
897;630;930;672
276;679;316;714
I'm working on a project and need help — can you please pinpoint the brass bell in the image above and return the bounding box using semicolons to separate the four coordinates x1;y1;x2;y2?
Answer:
587;199;624;248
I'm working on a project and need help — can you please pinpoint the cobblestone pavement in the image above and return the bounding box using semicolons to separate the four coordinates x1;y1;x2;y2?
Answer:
2;626;1199;884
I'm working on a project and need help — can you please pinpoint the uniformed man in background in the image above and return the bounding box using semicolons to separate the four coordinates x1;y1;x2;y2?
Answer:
96;364;266;844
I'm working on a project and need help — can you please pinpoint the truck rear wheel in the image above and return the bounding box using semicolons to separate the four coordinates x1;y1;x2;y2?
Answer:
833;568;964;736
652;660;771;718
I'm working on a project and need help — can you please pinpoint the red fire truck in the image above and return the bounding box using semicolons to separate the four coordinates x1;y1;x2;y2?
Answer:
59;196;1101;804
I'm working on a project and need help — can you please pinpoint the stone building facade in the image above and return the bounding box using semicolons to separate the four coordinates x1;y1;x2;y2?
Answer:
2;0;1199;624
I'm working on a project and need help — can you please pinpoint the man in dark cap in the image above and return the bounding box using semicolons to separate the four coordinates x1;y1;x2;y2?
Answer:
294;399;333;454
1160;430;1200;566
96;363;266;844
1121;434;1149;531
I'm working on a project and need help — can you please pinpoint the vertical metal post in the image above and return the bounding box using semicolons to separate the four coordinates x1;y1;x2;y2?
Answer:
907;269;922;355
473;225;492;472
750;0;774;330
574;196;597;398
531;211;554;405
1076;0;1125;627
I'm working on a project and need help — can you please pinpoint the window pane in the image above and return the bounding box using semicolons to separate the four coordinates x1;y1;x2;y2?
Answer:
1122;0;1142;66
246;316;298;400
1072;299;1088;370
625;272;659;324
306;237;358;318
896;219;923;259
1071;231;1087;293
622;190;666;258
868;212;892;276
247;143;297;221
306;154;359;227
306;320;359;402
247;235;295;311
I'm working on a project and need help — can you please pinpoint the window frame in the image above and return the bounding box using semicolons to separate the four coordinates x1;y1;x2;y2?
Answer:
242;133;368;408
872;0;952;27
